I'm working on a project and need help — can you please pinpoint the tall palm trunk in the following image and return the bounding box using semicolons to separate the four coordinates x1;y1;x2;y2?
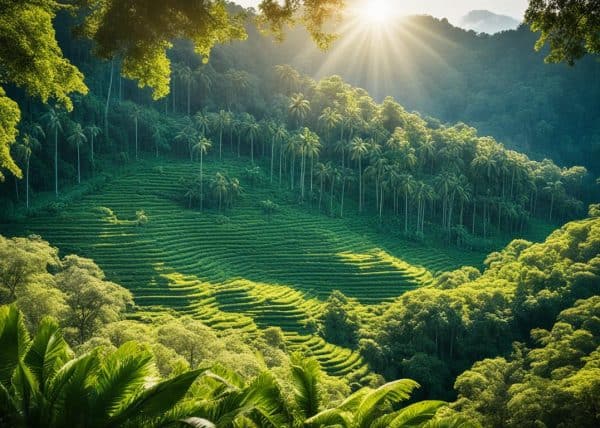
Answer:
25;156;30;209
358;157;362;212
134;117;138;161
200;151;204;211
405;191;409;233
187;81;191;116
319;176;324;210
54;127;58;197
90;134;95;167
330;177;335;215
104;59;114;140
219;129;223;160
279;145;283;186
340;178;346;218
77;144;81;184
270;137;275;182
250;136;254;164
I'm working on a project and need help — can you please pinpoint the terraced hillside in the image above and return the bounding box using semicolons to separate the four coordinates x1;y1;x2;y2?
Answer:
2;157;486;376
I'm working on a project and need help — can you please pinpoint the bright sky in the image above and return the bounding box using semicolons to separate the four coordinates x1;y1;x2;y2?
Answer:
233;0;529;23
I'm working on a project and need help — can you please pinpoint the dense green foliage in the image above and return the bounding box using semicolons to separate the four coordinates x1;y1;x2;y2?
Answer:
355;210;600;402
525;0;600;64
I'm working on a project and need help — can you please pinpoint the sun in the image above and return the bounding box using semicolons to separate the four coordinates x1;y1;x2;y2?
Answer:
357;0;396;25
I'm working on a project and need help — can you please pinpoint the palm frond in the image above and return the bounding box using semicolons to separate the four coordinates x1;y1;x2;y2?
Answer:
23;317;71;393
387;400;447;428
0;305;31;387
290;353;322;418
355;379;420;428
110;368;202;426
92;341;154;419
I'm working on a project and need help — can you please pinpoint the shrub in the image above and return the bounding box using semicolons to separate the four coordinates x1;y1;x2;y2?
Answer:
135;210;148;226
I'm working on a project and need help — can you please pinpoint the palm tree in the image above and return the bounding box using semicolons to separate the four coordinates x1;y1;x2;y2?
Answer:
0;305;201;428
315;162;329;211
305;379;445;428
176;119;199;161
399;174;416;232
288;93;311;128
213;110;229;160
275;64;301;94
193;137;212;210
319;107;342;146
350;137;368;212
543;180;564;222
245;118;260;164
211;172;229;212
84;124;101;167
151;122;167;158
42;107;63;197
194;111;211;137
339;168;355;218
14;133;41;210
273;124;288;184
176;64;195;116
328;164;341;216
415;181;435;234
127;103;143;161
67;123;87;184
297;127;320;199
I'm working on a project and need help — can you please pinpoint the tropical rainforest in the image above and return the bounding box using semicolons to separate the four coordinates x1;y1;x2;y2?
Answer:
0;1;599;427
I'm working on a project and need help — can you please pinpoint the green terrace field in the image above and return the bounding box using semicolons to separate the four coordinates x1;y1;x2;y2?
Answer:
1;156;515;376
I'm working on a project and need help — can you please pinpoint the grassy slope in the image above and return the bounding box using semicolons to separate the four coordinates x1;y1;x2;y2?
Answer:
0;155;554;377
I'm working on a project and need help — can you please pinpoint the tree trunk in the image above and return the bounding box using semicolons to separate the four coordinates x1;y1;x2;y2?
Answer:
405;192;409;234
90;134;95;168
340;179;346;218
25;157;30;209
358;157;362;212
104;59;114;140
219;129;223;160
200;152;204;211
134;117;138;161
77;144;81;184
270;137;275;183
54;128;58;197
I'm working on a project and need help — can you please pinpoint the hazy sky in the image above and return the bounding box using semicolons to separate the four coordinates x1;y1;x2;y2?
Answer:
233;0;529;23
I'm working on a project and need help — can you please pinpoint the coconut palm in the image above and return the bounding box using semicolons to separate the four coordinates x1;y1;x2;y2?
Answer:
339;168;355;218
273;124;288;184
0;305;201;428
14;133;40;209
128;103;142;161
245;118;260;164
275;64;301;94
399;174;416;232
349;137;369;212
84;124;101;167
213;110;229;160
543;180;565;222
67;123;87;184
176;64;196;116
297;127;320;199
303;369;445;428
193;137;212;210
288;93;311;128
315;162;329;211
415;181;435;234
42;107;64;197
194;111;211;137
211;172;229;212
319;107;342;146
176;118;199;161
328;164;341;216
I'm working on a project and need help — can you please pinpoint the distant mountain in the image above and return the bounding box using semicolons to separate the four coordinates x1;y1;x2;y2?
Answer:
459;10;520;34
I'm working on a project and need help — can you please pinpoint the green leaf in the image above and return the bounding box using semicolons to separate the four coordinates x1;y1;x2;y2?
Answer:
110;368;202;426
0;305;31;387
355;379;420;428
23;317;71;393
388;400;447;428
92;341;154;419
290;353;322;418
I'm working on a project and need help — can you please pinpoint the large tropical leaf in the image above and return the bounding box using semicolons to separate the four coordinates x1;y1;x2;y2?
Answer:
109;368;202;426
0;380;20;426
23;317;71;393
92;341;154;421
355;379;420;428
387;400;447;428
290;353;322;419
423;415;482;428
44;351;98;427
180;417;216;428
0;305;31;387
12;359;42;422
304;406;350;427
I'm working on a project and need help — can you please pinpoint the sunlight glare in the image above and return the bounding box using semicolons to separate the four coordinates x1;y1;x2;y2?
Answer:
358;0;396;25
